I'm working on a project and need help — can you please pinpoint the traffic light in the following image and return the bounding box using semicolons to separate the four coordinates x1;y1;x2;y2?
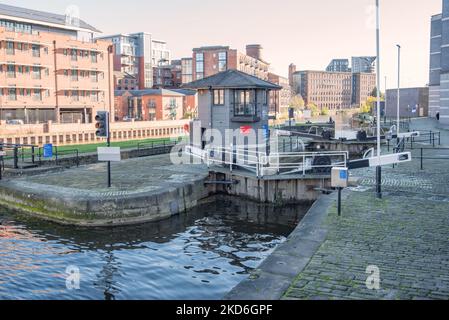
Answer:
95;111;109;138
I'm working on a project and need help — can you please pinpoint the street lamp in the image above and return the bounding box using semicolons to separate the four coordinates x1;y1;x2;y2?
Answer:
375;0;382;199
396;44;401;138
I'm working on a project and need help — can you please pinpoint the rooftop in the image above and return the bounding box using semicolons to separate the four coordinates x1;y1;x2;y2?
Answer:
183;69;281;90
0;3;100;33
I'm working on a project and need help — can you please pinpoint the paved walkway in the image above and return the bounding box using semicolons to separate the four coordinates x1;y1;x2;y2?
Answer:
282;119;449;300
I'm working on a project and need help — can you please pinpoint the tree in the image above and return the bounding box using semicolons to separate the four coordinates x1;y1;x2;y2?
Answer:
306;103;320;117
289;95;305;112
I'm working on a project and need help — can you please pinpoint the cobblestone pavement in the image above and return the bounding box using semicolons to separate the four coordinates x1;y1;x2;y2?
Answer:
283;119;449;300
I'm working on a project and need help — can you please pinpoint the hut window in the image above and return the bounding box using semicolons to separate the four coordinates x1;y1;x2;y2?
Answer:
213;89;225;105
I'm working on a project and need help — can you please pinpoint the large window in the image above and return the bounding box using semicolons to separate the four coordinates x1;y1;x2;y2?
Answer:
71;49;77;61
91;52;98;63
7;65;15;78
218;52;227;72
8;88;16;101
196;52;204;79
32;67;41;80
33;90;42;101
233;90;255;116
213;89;225;105
6;41;14;55
32;44;40;58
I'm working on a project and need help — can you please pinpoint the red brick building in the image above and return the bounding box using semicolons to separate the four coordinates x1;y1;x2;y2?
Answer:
268;73;293;116
115;89;196;122
192;44;269;81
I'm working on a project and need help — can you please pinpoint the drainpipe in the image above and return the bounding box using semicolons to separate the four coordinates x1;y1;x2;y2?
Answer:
53;40;60;123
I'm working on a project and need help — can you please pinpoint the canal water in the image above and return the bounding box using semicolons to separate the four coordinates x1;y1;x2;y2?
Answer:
0;196;309;300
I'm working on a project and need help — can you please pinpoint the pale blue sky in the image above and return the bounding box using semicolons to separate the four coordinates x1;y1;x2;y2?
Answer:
1;0;442;88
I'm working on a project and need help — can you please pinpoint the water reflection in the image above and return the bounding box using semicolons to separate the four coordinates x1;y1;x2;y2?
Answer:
0;196;309;300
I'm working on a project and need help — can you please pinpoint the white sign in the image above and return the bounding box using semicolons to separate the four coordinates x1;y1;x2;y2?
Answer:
331;167;349;188
98;147;121;162
0;151;6;156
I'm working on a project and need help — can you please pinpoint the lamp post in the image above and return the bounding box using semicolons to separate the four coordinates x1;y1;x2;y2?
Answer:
384;76;387;123
376;0;382;199
396;44;401;138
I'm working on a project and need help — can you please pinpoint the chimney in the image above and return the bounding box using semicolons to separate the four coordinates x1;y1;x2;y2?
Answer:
289;63;297;87
246;44;263;61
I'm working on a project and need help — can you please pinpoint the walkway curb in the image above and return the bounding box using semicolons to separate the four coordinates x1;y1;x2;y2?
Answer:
224;190;347;300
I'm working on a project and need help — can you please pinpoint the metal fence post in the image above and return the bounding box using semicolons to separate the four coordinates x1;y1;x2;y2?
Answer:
13;146;19;169
420;148;423;170
31;146;35;164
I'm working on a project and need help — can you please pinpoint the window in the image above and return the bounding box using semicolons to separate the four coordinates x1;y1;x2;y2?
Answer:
91;91;98;102
233;90;255;116
8;88;16;101
33;89;42;101
196;52;204;79
71;49;77;61
6;41;14;55
72;90;79;101
32;44;40;57
91;52;97;63
213;89;225;105
17;43;23;51
90;71;98;82
218;52;227;72
64;70;69;77
32;67;41;80
71;70;78;81
7;65;15;78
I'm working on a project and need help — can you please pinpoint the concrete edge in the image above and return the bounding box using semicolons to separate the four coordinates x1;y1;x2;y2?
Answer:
223;190;347;300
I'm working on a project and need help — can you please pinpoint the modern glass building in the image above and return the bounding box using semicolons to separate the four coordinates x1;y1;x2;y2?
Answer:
429;0;449;125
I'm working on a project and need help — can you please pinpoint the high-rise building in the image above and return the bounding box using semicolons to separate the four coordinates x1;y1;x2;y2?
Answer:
0;3;114;124
192;44;269;81
326;59;350;72
429;0;449;125
96;33;171;90
351;56;376;73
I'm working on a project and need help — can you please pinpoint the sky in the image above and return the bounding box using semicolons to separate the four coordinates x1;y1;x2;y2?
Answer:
2;0;442;89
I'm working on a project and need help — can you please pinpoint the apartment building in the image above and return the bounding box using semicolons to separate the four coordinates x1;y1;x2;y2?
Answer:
326;59;350;72
429;0;449;125
351;56;376;73
267;73;293;115
153;59;182;88
114;89;184;121
97;33;171;90
192;44;269;81
0;3;114;125
293;70;376;110
351;72;377;107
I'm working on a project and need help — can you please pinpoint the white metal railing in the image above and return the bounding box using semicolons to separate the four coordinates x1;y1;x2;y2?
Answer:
185;145;348;178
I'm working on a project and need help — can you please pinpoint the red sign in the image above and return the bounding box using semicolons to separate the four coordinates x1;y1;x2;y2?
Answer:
240;126;252;135
183;124;190;133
